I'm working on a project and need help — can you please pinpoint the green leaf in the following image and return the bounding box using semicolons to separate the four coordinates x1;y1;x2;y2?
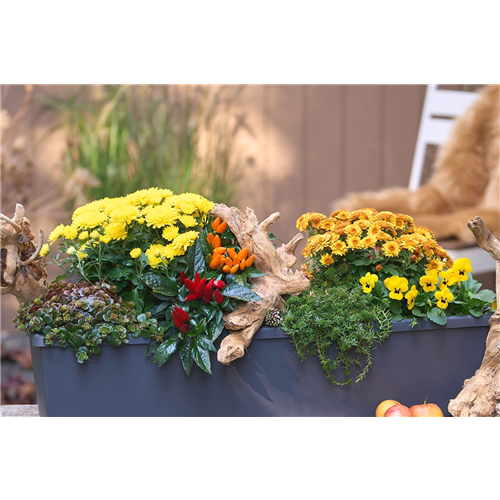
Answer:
469;308;484;318
187;239;205;276
53;274;67;283
389;300;402;316
146;339;159;359
137;313;147;323
427;307;447;326
142;272;178;296
153;338;179;367
471;289;496;303
197;336;217;352
191;343;212;374
411;308;426;318
222;283;262;302
178;339;193;376
240;267;266;279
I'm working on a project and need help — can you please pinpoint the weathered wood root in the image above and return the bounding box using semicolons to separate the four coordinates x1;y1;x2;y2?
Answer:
1;204;48;303
448;217;500;417
211;204;310;365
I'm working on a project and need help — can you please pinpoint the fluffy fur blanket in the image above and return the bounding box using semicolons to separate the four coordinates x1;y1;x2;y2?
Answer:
332;85;499;245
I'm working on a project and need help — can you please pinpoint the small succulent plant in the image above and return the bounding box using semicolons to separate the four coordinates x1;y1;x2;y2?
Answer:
15;281;164;363
264;308;282;327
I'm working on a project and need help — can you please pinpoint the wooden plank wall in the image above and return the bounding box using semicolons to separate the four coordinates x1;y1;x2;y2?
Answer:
235;85;427;253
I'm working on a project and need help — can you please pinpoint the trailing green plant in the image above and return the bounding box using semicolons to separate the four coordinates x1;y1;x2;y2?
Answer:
282;267;393;386
36;85;244;207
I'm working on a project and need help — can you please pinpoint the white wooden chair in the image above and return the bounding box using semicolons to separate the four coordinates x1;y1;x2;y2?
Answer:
409;84;496;273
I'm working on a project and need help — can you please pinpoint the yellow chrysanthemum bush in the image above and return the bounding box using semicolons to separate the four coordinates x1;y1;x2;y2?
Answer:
297;208;495;326
37;187;262;373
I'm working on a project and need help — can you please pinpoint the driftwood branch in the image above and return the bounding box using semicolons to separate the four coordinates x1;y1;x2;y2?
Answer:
0;204;48;303
448;216;500;417
211;204;310;365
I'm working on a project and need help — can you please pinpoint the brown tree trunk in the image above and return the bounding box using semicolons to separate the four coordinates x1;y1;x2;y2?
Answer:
448;217;500;417
210;204;310;365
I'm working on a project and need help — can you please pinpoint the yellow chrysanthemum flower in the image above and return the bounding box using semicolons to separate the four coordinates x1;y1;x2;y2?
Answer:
451;257;472;282
345;223;362;237
360;272;378;293
320;253;334;266
130;248;142;259
178;214;198;228
40;244;50;257
66;246;76;256
171;230;199;254
48;224;65;243
419;270;439;292
426;258;444;273
361;236;377;249
382;240;401;257
63;225;78;240
346;235;362;249
330;240;348;256
405;285;418;310
145;205;179;228
385;276;409;300
308;234;331;252
435;287;454;309
145;244;168;267
103;221;127;241
318;218;336;231
108;204;141;225
162;226;180;241
330;209;350;221
79;231;89;241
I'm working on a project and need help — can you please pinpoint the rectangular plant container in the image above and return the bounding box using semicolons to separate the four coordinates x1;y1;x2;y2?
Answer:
30;315;491;417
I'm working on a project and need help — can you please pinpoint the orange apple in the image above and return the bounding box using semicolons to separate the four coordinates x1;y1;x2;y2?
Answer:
384;404;414;417
410;398;444;432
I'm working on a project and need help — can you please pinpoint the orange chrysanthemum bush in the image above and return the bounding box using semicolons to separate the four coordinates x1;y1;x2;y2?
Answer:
297;208;495;326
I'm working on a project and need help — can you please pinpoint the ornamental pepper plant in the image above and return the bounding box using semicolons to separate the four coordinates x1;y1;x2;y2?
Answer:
16;188;263;375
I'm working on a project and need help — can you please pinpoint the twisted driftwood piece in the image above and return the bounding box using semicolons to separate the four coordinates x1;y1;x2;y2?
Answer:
211;204;310;365
448;217;500;417
0;204;48;303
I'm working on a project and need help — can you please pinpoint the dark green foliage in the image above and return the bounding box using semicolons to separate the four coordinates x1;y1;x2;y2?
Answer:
282;269;392;386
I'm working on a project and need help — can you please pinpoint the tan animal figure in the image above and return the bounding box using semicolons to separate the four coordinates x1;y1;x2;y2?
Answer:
332;85;500;245
0;204;48;303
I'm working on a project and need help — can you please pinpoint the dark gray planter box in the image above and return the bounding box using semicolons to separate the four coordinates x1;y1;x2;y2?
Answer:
29;315;491;417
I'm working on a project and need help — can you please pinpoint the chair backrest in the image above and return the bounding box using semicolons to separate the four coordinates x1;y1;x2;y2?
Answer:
408;85;480;191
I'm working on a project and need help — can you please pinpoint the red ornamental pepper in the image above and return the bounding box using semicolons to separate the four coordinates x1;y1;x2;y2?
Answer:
184;279;196;294
213;280;226;290
180;324;189;334
194;272;201;286
196;278;207;298
203;286;214;304
185;293;198;302
214;289;224;304
174;307;190;323
172;310;183;329
180;271;186;286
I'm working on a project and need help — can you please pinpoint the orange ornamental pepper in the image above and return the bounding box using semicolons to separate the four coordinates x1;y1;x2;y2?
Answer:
213;247;227;255
212;235;221;249
211;217;221;231
232;255;241;267
207;233;214;244
239;259;246;271
210;255;222;270
224;257;233;267
227;248;238;260
238;247;248;261
245;254;255;267
222;265;231;273
230;264;239;274
216;221;227;234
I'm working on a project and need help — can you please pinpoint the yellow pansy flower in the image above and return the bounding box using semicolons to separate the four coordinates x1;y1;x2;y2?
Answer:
439;269;458;288
419;270;439;292
405;285;418;310
385;276;409;300
435;287;454;309
451;257;472;282
360;272;378;293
